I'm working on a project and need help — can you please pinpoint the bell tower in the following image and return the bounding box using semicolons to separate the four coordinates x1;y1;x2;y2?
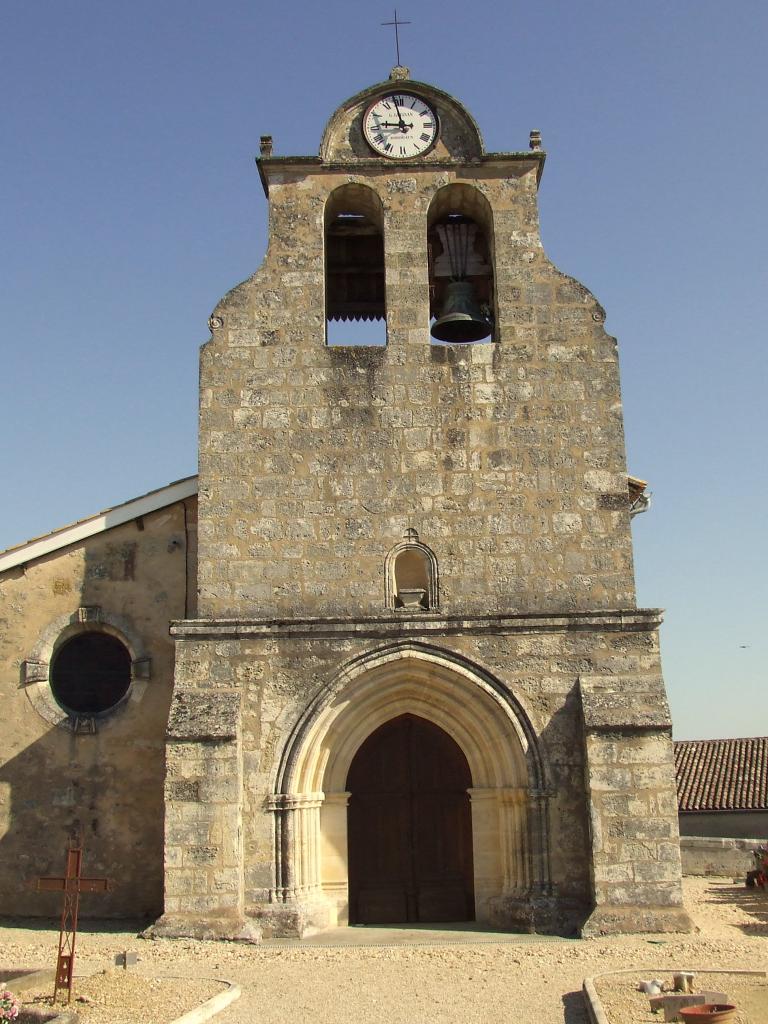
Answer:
158;69;691;941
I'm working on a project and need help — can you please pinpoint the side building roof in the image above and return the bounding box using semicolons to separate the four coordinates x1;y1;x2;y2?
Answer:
0;476;198;574
675;737;768;812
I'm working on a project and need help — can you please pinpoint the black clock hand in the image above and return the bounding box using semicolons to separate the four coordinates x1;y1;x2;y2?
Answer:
392;96;407;130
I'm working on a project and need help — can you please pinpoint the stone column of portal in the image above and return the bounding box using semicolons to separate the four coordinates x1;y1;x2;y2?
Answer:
320;792;351;926
526;785;553;897
511;788;530;891
498;787;529;894
468;788;502;916
489;783;554;932
264;793;329;937
482;786;543;932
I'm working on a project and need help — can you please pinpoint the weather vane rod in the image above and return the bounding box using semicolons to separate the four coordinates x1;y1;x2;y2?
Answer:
381;9;411;66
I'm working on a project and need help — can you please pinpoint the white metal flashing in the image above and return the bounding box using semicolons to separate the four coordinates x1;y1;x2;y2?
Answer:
0;476;198;574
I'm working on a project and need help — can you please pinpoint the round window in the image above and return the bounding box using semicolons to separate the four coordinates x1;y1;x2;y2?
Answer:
50;632;131;715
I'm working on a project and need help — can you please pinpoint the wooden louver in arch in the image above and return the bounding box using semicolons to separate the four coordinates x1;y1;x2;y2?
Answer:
325;214;385;323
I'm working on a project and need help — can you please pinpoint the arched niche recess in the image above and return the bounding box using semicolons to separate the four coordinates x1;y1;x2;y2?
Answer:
384;528;438;610
427;184;496;343
268;643;552;932
324;183;386;346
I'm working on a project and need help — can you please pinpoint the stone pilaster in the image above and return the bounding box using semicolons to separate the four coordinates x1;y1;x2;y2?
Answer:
148;688;260;942
578;673;692;936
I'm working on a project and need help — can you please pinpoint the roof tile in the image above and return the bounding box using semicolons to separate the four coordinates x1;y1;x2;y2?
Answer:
674;737;768;812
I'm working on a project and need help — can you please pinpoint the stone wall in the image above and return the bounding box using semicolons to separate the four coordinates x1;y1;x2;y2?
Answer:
579;675;691;934
198;150;636;622
0;497;195;917
679;812;768;840
169;75;687;939
159;608;684;936
680;836;766;877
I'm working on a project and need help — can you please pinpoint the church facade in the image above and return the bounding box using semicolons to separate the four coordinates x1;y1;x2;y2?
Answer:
0;71;691;938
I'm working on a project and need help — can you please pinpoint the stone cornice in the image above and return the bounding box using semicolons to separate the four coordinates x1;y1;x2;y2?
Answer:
171;607;663;642
256;151;545;196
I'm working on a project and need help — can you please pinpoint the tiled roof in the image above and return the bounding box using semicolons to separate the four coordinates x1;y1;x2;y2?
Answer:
675;737;768;812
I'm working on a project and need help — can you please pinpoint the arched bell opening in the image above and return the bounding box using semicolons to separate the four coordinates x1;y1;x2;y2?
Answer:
324;184;387;346
270;645;551;934
427;184;496;344
346;714;475;924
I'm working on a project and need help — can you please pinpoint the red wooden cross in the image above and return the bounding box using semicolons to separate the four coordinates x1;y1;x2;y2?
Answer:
35;830;111;1004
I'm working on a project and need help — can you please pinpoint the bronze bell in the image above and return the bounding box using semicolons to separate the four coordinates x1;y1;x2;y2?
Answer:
431;280;492;343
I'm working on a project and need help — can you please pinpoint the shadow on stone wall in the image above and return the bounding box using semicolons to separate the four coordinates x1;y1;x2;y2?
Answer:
537;685;593;935
0;726;165;920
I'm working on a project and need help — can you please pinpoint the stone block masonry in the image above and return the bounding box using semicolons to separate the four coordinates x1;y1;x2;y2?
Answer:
160;71;690;938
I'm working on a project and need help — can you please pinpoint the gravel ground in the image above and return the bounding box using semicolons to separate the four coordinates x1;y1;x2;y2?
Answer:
594;971;766;1024
1;877;766;1024
19;972;223;1024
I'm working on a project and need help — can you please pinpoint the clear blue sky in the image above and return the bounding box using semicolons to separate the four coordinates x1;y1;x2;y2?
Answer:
2;1;766;739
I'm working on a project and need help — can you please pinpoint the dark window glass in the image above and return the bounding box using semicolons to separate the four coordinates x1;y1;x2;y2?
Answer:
51;633;131;715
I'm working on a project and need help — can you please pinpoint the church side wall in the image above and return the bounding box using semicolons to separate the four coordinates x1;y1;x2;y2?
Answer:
197;162;636;621
0;499;194;917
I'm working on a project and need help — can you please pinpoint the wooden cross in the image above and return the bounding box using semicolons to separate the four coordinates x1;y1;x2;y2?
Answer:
36;830;111;1004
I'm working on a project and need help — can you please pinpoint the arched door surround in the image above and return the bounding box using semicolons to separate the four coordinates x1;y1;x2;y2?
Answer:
268;643;551;930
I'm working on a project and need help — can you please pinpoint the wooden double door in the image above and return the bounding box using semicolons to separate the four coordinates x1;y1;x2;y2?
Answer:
346;714;475;924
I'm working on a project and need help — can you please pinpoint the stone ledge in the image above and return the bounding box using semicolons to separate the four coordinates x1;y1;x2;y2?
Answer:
580;676;672;731
144;914;261;943
169;978;241;1024
171;607;663;641
0;967;55;993
680;835;766;877
580;904;693;937
250;897;335;939
167;691;240;740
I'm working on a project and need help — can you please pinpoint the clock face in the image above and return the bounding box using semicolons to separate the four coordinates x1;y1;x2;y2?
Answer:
363;93;439;159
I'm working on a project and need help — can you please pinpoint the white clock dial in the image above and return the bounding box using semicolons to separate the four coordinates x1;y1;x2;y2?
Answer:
363;93;439;159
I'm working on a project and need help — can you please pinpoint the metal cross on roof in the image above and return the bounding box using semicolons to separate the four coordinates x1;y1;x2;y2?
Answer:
35;829;111;1004
381;9;411;67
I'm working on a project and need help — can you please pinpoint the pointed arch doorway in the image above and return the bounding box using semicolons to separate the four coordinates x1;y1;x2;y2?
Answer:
346;713;475;924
